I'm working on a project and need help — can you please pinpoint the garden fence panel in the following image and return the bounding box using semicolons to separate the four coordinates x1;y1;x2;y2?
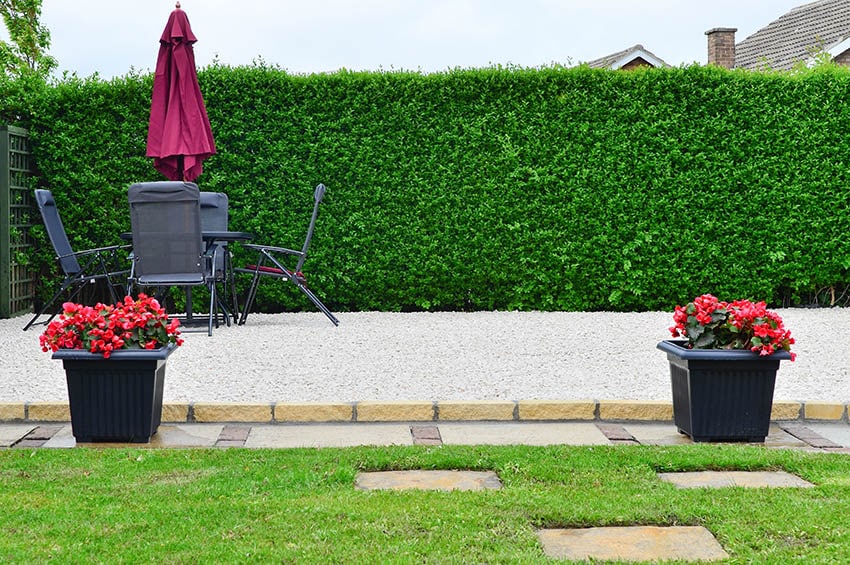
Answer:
0;125;34;318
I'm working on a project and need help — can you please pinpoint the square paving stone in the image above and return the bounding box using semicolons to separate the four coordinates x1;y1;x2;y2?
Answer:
797;423;850;449
596;423;636;442
42;425;224;448
626;423;808;448
41;425;75;448
658;470;814;489
623;423;693;446
218;425;251;442
437;422;609;446
538;526;728;562
13;439;48;449
215;439;247;448
150;425;224;447
0;425;35;447
355;470;502;491
411;425;443;445
245;423;413;448
25;425;64;441
780;425;842;449
762;425;811;449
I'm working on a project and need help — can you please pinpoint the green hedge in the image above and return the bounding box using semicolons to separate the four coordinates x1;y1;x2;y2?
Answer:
13;63;850;312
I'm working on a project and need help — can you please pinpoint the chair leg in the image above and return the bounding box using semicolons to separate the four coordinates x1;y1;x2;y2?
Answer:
23;279;87;331
105;278;122;304
238;272;263;325
185;288;194;323
211;280;231;329
208;283;215;336
225;250;240;324
98;263;123;306
211;285;230;328
24;302;57;332
295;282;340;326
23;300;55;332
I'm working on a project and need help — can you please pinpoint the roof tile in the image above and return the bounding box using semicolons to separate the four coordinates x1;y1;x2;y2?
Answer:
736;0;850;70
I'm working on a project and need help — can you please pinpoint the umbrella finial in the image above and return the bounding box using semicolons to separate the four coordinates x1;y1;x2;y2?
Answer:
176;1;181;8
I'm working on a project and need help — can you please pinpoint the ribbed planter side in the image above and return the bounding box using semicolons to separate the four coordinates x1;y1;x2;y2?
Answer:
52;345;176;443
658;340;790;443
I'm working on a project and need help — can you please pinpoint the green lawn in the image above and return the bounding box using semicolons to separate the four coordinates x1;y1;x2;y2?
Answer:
1;444;848;562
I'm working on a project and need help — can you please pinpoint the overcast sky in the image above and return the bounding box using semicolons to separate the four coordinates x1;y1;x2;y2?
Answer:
34;1;806;79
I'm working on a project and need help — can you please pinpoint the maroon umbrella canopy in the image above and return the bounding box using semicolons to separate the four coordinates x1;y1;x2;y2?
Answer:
146;3;216;182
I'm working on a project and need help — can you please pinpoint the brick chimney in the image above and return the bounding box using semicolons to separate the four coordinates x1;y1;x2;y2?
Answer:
706;28;737;68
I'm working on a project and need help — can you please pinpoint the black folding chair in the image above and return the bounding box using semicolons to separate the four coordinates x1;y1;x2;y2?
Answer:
127;181;221;336
23;189;130;331
236;183;339;326
200;191;239;323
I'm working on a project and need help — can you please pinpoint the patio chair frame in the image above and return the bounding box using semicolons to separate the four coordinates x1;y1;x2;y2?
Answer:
127;181;221;336
236;183;339;326
23;189;130;331
200;191;240;324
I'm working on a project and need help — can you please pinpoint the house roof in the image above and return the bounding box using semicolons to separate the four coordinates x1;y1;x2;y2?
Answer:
735;0;850;70
584;44;669;69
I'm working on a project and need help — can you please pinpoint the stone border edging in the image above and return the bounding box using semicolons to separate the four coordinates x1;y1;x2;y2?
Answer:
1;400;847;424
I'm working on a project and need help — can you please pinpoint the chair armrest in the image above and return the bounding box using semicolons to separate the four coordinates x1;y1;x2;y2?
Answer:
202;242;220;264
57;243;132;261
241;243;303;257
202;243;221;279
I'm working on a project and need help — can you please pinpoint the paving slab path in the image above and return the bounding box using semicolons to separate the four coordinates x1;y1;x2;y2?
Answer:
538;526;729;562
355;470;503;491
659;470;815;489
4;421;850;450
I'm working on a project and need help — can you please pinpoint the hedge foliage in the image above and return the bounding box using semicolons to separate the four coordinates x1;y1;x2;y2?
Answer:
10;63;850;313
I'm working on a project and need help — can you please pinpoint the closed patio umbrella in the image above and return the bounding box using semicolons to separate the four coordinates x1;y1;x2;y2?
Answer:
146;2;216;182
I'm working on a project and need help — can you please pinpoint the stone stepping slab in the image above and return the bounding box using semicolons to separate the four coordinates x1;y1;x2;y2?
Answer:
658;470;814;489
355;470;502;491
538;526;729;562
0;425;36;448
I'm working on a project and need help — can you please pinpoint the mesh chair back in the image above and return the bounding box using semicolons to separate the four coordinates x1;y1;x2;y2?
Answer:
34;189;82;275
200;191;228;273
297;183;326;272
128;181;205;283
199;191;228;230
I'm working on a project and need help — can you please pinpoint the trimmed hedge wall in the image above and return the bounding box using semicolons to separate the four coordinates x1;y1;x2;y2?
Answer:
14;63;850;312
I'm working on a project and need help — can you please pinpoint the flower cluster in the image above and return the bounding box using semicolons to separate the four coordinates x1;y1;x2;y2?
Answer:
40;294;183;358
669;294;795;360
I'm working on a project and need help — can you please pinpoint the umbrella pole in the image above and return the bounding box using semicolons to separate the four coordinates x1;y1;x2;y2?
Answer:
180;153;193;321
174;153;193;321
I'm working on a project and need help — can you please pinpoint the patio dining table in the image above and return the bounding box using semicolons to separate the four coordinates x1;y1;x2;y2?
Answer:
121;230;254;324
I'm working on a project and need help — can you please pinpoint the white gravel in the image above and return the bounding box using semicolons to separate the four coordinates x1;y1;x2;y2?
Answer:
3;309;848;404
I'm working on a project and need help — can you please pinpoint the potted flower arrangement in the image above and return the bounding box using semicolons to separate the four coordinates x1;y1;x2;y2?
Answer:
657;294;795;443
40;294;183;443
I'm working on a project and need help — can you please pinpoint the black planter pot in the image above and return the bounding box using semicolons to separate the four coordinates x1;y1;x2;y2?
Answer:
52;344;177;443
657;340;791;443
